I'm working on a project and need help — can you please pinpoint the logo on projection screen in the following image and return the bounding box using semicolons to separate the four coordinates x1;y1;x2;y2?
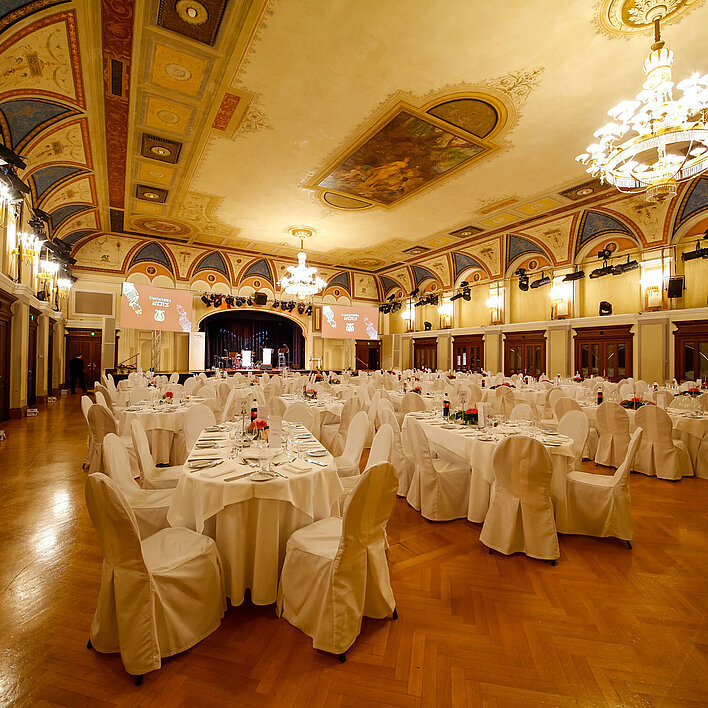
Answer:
321;305;378;339
121;282;193;333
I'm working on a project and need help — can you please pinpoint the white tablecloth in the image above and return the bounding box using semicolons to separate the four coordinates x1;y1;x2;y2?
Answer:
167;432;344;605
282;396;343;438
403;417;576;523
388;391;440;412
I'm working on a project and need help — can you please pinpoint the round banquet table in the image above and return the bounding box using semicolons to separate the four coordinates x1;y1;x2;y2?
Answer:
402;415;576;523
118;399;207;465
167;442;344;605
282;395;343;439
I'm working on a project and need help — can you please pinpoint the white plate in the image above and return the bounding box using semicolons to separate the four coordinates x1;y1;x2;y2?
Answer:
308;449;327;457
249;471;274;482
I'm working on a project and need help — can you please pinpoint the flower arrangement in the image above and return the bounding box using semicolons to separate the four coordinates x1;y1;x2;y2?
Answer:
248;418;269;440
621;397;651;409
454;408;479;425
447;374;456;380
412;386;422;394
163;391;173;402
680;388;703;397
315;374;324;382
572;375;582;382
305;388;317;400
490;383;516;390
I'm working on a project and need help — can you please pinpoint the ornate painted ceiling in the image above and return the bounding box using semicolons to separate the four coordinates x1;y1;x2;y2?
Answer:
2;0;708;300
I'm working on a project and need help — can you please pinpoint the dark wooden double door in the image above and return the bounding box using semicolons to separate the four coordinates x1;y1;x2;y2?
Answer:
574;325;633;382
0;291;14;421
453;335;483;372
674;321;708;382
413;337;437;370
355;340;381;370
66;329;103;391
504;330;546;377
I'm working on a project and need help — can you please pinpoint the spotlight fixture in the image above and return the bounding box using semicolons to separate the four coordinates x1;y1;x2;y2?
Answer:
681;235;708;261
515;267;529;291
272;300;280;308
462;289;471;302
0;144;26;169
599;300;613;316
201;293;211;307
297;303;305;314
305;304;313;315
386;294;396;302
612;255;639;275
235;297;244;307
246;297;253;306
424;321;432;331
450;292;463;301
459;281;469;288
589;262;614;279
409;287;419;297
390;301;402;313
530;272;551;289
563;269;585;282
597;247;613;260
225;295;235;308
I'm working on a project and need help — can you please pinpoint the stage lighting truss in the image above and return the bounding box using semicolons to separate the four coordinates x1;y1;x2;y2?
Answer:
681;233;708;261
515;267;530;291
530;272;551;289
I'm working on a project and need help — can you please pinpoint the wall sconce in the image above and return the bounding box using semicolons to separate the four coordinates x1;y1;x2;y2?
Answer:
641;258;666;310
438;298;453;328
550;277;572;318
485;286;503;325
401;302;415;332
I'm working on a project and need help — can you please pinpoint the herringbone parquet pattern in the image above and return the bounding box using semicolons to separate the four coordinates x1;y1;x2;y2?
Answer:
1;397;707;707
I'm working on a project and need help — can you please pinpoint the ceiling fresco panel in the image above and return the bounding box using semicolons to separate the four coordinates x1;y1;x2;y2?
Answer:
20;117;89;171
39;173;94;212
149;42;209;97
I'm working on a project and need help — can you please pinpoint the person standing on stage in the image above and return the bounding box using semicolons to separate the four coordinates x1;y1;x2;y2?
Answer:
69;353;87;394
278;343;289;368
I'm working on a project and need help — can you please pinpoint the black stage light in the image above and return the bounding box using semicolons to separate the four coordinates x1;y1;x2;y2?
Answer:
386;294;396;302
612;256;639;275
246;297;253;306
297;303;305;314
0;144;26;169
288;301;296;311
201;293;211;307
450;292;463;301
33;208;50;222
272;300;280;307
515;267;529;291
597;247;613;260
563;269;585;282
2;169;30;194
409;287;419;297
225;295;235;308
391;301;401;312
305;304;313;315
254;292;268;305
424;321;432;331
459;281;469;287
599;300;613;316
530;272;551;289
235;297;244;307
414;299;424;307
681;239;708;261
462;289;471;301
589;262;614;279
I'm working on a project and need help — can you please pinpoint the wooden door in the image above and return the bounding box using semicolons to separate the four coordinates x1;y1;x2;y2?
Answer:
355;340;381;371
413;337;437;370
27;309;39;406
0;291;14;421
574;325;633;382
503;330;546;377
66;329;102;390
47;319;54;396
673;320;708;382
453;335;483;372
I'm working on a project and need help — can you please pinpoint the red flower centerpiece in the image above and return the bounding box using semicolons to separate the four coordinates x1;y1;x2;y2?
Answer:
464;407;479;425
248;418;269;440
621;397;650;410
412;386;422;394
305;388;317;400
163;391;174;403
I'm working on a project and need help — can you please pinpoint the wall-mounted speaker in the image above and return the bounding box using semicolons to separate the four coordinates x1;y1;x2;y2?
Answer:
599;301;612;316
253;292;268;306
424;321;432;331
667;276;684;298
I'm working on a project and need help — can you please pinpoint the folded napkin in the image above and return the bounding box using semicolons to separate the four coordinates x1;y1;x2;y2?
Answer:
199;462;231;478
281;459;312;474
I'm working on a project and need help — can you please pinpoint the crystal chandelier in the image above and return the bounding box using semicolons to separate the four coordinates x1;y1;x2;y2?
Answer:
576;14;708;202
279;228;326;300
13;232;42;263
37;257;59;282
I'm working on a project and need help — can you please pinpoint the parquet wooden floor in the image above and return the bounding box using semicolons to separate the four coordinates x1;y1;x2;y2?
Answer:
1;397;707;707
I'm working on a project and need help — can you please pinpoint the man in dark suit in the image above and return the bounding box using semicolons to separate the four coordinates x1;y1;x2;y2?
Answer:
69;353;86;394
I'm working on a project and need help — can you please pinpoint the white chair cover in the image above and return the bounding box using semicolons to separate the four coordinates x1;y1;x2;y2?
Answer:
479;436;559;560
558;428;643;540
554;396;580;420
334;410;369;477
495;386;515;418
129;387;151;406
366;424;393;470
183;377;199;395
102;434;174;538
85;473;225;678
595;402;630;467
283;402;315;431
169;372;180;383
509;403;533;421
323;398;361;456
548;389;564;416
94;384;115;413
619;383;635;400
184;404;216;452
397;392;426;426
405;417;471;521
81;394;95;469
130;420;181;489
87;404;135;474
557;410;589;471
276;462;398;656
633;405;693;480
379;407;415;496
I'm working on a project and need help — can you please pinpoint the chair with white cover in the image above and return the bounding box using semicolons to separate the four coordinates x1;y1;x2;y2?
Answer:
85;472;225;683
557;410;589;471
633;405;693;480
699;392;708;412
333;410;369;478
557;428;643;545
94;389;113;415
129;387;150;406
595;402;630;467
169;371;179;384
276;462;398;660
379;407;415;496
466;383;484;407
397;391;426;426
547;389;564;417
479;436;559;562
102;433;174;538
183;376;199;395
81;395;95;469
322;398;360;455
130;421;181;489
554;396;580;420
94;384;115;414
495;386;515;419
268;396;288;429
635;380;649;397
339;423;393;501
283;402;315;432
87;404;135;474
619;382;635;400
509;402;533;421
405;417;471;521
184;404;216;452
375;398;396;430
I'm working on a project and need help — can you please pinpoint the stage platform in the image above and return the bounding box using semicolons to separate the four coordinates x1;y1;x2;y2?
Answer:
106;368;322;385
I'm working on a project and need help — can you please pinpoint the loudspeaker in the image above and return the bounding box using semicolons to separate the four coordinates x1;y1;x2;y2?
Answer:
667;276;684;298
599;301;612;316
253;292;268;306
424;321;432;331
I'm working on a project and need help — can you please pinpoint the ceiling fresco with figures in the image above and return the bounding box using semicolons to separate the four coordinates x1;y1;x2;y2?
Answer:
2;0;708;300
